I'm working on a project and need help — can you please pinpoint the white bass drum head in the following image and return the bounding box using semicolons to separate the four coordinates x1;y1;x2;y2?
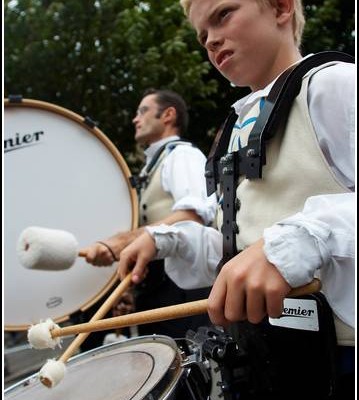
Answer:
4;98;138;330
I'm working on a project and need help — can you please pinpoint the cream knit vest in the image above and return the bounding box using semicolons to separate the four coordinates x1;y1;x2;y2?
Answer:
139;149;174;226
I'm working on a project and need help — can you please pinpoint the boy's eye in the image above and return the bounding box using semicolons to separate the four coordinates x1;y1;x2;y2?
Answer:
219;8;231;19
198;33;208;47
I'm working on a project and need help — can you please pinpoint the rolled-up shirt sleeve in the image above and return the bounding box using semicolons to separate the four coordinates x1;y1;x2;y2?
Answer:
263;192;355;327
161;145;217;225
146;221;222;289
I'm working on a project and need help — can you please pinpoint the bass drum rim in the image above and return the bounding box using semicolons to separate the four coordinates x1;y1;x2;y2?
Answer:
4;98;139;331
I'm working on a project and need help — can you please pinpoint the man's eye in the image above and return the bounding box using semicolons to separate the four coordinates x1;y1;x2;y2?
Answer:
136;106;149;116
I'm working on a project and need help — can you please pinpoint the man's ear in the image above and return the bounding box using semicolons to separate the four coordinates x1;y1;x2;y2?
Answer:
161;106;177;125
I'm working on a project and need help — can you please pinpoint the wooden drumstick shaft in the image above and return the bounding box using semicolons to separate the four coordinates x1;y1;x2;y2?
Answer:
58;273;132;362
53;299;208;338
51;278;321;339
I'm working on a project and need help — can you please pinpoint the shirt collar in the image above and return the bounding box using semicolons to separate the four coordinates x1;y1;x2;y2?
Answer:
144;135;180;165
231;55;312;120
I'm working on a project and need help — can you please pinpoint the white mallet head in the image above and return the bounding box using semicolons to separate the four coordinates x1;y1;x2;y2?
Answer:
17;226;79;270
39;359;66;388
27;318;62;350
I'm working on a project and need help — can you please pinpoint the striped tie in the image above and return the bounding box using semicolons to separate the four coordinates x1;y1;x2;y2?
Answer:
228;96;266;152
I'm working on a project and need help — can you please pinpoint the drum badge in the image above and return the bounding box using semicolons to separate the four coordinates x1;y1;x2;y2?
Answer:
46;297;63;309
269;298;319;331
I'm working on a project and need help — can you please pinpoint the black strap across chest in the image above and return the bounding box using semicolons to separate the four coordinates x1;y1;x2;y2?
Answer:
129;139;192;191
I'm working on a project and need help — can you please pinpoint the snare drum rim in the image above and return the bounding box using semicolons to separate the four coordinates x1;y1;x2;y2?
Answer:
4;98;139;331
4;335;184;399
78;335;185;400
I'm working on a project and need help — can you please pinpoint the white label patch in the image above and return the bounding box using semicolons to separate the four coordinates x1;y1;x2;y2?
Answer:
269;298;319;331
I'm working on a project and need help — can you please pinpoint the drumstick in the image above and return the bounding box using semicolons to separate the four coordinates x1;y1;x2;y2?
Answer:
58;272;132;362
50;278;321;339
38;273;132;388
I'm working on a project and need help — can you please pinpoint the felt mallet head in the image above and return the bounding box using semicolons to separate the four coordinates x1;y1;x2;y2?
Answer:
17;226;79;270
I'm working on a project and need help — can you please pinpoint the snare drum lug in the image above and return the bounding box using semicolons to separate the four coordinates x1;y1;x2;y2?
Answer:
216;380;231;397
180;349;189;362
216;381;229;390
202;359;210;369
181;356;198;367
216;348;226;358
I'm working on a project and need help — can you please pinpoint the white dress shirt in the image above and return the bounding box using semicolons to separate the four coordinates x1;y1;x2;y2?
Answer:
143;135;217;225
146;61;356;328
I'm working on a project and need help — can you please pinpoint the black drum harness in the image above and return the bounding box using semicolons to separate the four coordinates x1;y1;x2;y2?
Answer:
204;51;354;267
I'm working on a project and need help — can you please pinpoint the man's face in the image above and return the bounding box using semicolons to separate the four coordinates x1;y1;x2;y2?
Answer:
189;0;284;90
132;94;166;145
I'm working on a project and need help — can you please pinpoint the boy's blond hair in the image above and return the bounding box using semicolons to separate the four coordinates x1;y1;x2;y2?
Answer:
179;0;305;47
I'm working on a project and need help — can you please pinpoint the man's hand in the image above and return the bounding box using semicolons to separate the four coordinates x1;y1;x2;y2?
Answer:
208;239;291;326
80;229;145;266
117;230;157;284
80;242;117;266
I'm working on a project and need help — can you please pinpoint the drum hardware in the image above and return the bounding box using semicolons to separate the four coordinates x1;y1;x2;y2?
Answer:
83;115;97;128
176;338;212;382
175;338;213;400
8;94;23;103
186;327;250;400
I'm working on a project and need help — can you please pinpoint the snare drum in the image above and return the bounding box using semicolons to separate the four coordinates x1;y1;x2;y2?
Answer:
4;335;212;400
4;98;138;330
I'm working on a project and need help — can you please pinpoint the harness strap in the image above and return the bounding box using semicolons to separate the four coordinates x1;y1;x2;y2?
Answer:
130;139;192;190
205;51;354;267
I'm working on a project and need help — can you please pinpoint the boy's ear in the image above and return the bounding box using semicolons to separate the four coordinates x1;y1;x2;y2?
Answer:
275;0;294;24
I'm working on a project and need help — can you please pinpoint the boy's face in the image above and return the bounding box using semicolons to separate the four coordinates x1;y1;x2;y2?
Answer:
189;0;285;90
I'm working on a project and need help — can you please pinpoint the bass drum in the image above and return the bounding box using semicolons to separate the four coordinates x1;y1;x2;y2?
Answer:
4;336;212;400
4;98;138;330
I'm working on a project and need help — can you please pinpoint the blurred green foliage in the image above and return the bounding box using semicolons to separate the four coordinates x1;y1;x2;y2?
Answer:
4;0;355;171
